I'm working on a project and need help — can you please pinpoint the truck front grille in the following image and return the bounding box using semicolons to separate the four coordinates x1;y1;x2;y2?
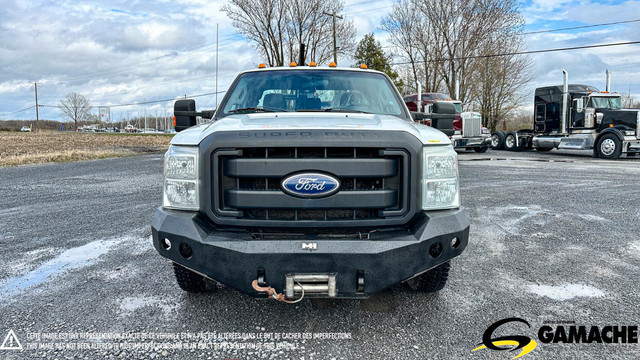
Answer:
462;114;482;137
210;147;410;228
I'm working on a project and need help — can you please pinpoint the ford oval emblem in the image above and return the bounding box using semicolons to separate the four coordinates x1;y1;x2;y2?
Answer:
281;172;341;198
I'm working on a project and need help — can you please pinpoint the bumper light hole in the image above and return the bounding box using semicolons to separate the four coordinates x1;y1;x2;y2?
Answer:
450;237;460;249
429;242;443;259
161;238;172;250
179;243;193;259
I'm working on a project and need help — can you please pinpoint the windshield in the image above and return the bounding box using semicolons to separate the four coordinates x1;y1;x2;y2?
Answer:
589;96;622;110
219;69;407;118
453;103;463;113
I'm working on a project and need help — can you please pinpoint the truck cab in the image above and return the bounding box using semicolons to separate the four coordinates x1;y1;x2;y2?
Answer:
493;70;640;159
449;101;491;152
152;65;470;300
533;82;640;158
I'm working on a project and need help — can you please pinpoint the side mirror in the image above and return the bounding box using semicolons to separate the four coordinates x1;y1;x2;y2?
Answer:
574;98;584;113
431;101;456;115
429;101;456;136
174;99;197;132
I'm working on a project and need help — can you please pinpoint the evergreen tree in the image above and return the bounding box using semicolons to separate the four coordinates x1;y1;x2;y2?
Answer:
353;33;403;90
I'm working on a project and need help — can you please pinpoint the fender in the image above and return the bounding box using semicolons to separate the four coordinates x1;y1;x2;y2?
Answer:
596;127;625;142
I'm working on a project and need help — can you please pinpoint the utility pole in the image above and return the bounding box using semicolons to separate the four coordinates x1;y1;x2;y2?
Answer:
34;82;39;132
323;12;343;64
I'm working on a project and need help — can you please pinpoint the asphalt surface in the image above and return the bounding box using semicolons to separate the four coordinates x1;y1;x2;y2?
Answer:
1;150;639;359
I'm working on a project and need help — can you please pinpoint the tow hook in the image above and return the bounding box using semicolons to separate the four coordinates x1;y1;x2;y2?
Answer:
251;280;305;304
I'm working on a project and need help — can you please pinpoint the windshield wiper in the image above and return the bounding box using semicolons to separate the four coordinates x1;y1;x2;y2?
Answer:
323;108;371;114
228;107;273;114
228;107;287;114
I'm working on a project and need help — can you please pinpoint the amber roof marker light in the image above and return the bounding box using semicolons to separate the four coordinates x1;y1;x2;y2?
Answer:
309;61;317;67
258;63;266;68
290;62;297;67
329;62;337;67
359;64;368;69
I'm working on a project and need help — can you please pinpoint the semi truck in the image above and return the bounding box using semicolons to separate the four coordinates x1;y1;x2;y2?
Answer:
404;94;491;152
491;70;640;159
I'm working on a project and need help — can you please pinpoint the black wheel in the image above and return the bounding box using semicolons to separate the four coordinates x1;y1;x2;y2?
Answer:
405;262;450;293
474;146;489;153
536;147;553;152
490;131;505;150
173;262;208;293
504;133;524;151
596;134;622;159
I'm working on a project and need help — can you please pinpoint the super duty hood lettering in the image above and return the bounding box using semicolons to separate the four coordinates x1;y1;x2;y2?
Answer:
237;131;380;139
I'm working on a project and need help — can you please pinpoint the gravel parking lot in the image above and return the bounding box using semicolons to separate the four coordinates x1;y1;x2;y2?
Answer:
1;150;639;359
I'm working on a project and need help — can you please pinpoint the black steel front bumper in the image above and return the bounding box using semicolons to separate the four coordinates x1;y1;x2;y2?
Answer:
152;207;470;298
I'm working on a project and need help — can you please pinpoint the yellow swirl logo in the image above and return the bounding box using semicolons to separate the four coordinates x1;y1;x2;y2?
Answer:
472;318;538;359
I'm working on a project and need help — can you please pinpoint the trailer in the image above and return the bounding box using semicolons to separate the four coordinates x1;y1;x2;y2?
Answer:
491;70;640;159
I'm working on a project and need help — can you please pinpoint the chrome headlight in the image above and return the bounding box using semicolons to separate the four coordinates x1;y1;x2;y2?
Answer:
163;146;199;210
421;146;459;210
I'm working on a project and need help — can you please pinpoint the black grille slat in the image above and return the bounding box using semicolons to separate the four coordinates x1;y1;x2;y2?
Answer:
213;146;408;226
225;189;397;209
223;158;398;178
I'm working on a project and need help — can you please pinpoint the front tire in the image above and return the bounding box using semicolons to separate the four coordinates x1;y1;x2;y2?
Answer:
173;262;208;293
596;134;622;159
405;262;450;293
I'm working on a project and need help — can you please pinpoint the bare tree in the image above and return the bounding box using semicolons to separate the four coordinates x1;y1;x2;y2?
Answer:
380;0;422;92
59;92;92;129
381;0;443;94
419;0;525;103
621;92;640;109
222;0;355;66
381;0;531;127
476;36;533;131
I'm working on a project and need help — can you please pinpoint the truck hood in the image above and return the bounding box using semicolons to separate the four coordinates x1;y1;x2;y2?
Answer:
598;108;640;130
171;112;451;146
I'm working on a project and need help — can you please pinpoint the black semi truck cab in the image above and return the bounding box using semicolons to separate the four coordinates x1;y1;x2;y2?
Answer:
491;70;640;159
151;64;470;301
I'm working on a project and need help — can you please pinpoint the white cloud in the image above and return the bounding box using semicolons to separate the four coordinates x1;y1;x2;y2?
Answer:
1;0;639;121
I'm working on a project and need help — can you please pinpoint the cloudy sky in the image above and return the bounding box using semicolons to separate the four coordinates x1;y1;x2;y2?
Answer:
1;0;639;121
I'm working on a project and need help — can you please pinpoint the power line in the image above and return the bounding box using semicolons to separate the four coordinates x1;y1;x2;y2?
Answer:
389;40;640;64
344;5;393;16
521;18;640;35
381;17;640;50
0;105;36;117
41;90;228;109
343;0;386;10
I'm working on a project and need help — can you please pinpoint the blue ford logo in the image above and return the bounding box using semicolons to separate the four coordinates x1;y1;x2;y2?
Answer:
281;172;340;198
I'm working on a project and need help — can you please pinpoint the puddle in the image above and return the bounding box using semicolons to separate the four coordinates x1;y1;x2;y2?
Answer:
0;237;129;302
526;283;605;301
